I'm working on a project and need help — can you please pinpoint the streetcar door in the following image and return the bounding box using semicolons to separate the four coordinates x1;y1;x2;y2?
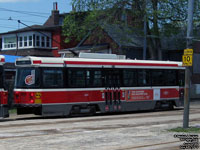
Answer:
104;69;121;112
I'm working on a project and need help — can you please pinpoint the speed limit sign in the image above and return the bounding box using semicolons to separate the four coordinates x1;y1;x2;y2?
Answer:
182;49;193;66
182;55;192;66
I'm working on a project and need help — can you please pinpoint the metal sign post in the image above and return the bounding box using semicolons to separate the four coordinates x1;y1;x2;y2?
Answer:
182;49;193;128
183;0;194;129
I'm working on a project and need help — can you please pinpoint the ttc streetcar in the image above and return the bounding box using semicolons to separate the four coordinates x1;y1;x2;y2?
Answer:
14;53;185;117
0;55;9;118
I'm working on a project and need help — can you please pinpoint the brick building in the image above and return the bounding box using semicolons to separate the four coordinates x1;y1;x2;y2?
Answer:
0;2;78;57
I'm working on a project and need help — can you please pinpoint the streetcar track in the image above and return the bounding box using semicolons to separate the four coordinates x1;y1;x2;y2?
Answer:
0;108;199;129
116;140;181;150
0;106;199;150
0;117;199;140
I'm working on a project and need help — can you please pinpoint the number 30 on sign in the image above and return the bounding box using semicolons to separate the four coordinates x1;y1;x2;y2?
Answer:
182;55;192;66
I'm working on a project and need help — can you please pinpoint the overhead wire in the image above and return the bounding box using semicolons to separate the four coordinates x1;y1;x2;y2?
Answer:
0;7;50;18
0;25;17;30
0;17;43;24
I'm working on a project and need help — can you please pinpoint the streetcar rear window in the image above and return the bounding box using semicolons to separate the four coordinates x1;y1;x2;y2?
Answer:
15;68;40;88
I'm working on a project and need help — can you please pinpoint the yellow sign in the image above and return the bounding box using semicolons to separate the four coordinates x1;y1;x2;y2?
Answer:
184;49;193;55
35;92;41;99
182;55;193;66
35;92;42;104
35;99;42;104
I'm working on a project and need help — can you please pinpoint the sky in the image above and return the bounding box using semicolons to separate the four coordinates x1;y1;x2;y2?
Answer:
0;0;72;33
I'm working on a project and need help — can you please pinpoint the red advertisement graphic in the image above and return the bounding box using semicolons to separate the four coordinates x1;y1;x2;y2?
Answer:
160;88;179;99
126;90;153;101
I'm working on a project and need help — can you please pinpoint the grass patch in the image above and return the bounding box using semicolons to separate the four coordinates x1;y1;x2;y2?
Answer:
9;109;17;114
169;127;200;133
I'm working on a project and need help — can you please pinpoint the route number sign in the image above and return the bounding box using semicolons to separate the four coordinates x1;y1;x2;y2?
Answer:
182;49;193;66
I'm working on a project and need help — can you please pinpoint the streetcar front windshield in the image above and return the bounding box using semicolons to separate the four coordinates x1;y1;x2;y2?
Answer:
15;68;40;88
0;66;3;88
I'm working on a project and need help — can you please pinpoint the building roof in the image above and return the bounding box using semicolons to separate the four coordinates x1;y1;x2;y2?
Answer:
0;24;60;35
102;24;144;48
44;11;67;27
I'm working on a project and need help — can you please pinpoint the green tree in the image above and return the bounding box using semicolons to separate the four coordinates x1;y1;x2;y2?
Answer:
63;0;199;60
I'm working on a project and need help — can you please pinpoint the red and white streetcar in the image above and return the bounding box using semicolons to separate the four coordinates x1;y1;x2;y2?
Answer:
14;53;185;117
0;55;9;118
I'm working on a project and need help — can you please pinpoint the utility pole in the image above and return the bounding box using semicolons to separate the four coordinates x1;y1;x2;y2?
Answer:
183;0;194;128
143;0;147;60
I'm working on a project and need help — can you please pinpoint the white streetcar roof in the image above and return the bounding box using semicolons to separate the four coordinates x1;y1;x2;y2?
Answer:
15;56;185;69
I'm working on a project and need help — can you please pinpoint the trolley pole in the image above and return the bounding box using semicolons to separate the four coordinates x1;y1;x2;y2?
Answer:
183;0;194;128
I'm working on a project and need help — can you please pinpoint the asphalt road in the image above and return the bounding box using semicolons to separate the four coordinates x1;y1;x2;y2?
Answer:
0;101;199;150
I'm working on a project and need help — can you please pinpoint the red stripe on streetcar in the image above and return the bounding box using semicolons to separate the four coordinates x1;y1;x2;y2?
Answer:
64;61;179;67
33;61;63;65
33;60;42;64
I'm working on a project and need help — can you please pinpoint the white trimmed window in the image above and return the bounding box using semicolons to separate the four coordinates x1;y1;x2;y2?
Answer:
19;37;23;47
4;37;17;49
2;32;51;50
46;37;50;47
36;35;40;47
24;36;28;47
34;35;51;48
29;36;33;46
41;36;45;47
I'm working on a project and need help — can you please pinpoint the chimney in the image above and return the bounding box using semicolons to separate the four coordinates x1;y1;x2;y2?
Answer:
53;2;58;11
52;2;59;25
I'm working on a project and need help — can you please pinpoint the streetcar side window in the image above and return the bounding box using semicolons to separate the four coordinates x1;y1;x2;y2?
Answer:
164;70;177;86
86;70;102;87
42;69;64;88
123;69;137;87
138;69;151;86
68;69;85;87
178;70;185;86
151;70;164;86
